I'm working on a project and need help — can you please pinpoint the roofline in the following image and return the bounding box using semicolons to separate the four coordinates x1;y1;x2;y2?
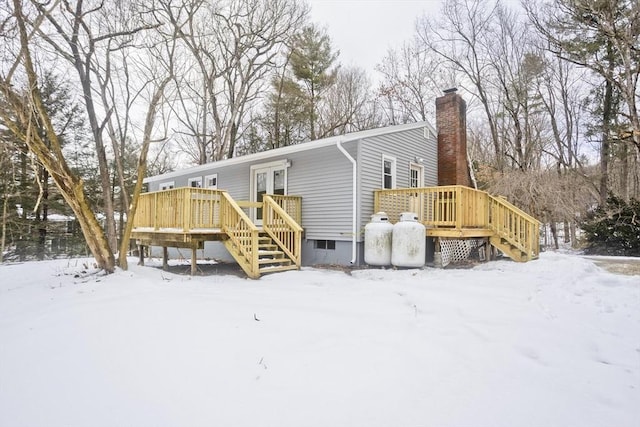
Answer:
145;121;434;183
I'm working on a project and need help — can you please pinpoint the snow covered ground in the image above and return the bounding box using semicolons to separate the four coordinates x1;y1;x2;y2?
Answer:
0;252;638;427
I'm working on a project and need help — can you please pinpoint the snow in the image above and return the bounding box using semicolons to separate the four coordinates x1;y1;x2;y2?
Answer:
0;253;638;427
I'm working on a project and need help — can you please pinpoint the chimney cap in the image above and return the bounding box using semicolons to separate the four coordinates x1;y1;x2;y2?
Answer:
443;87;458;94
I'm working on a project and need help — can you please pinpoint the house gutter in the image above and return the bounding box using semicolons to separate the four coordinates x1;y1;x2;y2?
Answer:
336;139;357;264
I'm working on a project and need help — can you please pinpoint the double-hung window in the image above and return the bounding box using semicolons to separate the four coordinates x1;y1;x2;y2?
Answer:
382;155;396;189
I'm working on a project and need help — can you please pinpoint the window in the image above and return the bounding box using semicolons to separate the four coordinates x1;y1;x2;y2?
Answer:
188;177;202;188
315;240;336;250
159;181;175;190
409;163;424;188
204;174;218;189
382;155;396;189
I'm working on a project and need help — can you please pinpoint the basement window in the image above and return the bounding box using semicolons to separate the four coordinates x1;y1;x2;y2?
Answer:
315;240;336;250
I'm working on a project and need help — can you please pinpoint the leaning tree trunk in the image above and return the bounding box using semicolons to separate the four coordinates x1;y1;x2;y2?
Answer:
4;0;115;272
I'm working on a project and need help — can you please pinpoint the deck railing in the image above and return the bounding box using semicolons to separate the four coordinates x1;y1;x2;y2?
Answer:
374;185;489;228
132;188;303;276
134;188;223;231
375;185;540;260
263;195;303;267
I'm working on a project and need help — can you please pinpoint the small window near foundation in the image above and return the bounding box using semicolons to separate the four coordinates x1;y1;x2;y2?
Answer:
315;240;336;250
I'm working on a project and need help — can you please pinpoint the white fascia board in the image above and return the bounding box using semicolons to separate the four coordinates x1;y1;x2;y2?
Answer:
144;121;433;183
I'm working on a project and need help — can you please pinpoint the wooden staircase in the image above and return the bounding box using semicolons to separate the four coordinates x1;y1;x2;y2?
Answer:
224;232;298;277
490;236;530;262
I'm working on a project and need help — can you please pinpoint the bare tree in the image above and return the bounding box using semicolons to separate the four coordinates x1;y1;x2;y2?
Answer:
26;0;158;252
1;0;115;271
376;38;451;125
316;66;376;137
526;0;640;202
163;0;308;163
417;0;505;170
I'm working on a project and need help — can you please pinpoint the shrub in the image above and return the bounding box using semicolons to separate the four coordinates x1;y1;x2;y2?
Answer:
580;195;640;256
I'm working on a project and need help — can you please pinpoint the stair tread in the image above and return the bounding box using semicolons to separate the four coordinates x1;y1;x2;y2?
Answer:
259;258;292;265
259;264;299;274
258;250;284;256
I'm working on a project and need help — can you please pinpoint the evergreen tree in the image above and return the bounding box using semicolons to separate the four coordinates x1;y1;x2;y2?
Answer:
289;25;339;141
581;195;640;256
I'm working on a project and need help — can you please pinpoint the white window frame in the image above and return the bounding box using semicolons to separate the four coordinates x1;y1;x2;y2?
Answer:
204;173;218;189
249;160;291;224
159;181;175;191
249;160;291;199
188;177;203;188
409;162;424;188
381;155;397;189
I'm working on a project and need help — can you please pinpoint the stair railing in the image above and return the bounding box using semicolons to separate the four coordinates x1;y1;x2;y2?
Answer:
487;195;540;260
220;191;260;277
262;195;303;267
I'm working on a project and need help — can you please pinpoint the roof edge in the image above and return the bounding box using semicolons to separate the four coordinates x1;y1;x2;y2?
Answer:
145;121;434;183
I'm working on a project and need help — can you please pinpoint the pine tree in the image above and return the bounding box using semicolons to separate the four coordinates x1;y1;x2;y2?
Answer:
289;25;339;141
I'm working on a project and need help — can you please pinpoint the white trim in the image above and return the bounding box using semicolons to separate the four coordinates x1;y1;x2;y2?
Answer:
159;181;175;190
249;159;290;172
144;121;433;183
249;160;290;224
409;162;424;188
382;155;397;189
204;173;218;189
188;177;203;188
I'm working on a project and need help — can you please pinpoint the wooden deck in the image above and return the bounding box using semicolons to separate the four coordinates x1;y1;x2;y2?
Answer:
131;188;302;278
131;185;540;279
375;185;540;262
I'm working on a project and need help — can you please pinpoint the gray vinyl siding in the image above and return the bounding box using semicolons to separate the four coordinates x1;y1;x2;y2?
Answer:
144;123;435;247
357;126;437;242
288;142;357;241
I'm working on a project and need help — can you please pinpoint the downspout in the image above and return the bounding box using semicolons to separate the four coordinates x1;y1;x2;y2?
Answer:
336;139;357;264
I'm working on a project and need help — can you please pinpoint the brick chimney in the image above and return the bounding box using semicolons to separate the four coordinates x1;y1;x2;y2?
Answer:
436;88;471;187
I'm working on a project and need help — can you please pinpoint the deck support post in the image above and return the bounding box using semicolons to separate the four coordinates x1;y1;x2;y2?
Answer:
162;247;168;271
191;246;197;276
433;238;443;268
138;244;145;266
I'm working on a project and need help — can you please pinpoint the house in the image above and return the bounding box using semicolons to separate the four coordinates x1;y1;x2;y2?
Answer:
133;89;539;278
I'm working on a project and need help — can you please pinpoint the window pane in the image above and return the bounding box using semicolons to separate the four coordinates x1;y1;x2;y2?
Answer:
256;172;267;192
384;160;391;174
273;169;285;194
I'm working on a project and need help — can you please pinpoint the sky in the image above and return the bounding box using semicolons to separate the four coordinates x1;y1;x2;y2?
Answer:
307;0;524;81
307;0;439;77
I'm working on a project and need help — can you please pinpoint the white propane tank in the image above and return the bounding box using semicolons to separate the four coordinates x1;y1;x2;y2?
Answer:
391;212;426;268
364;212;393;266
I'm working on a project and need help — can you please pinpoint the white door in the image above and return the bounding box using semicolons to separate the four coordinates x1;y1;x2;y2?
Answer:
252;165;286;225
409;163;424;220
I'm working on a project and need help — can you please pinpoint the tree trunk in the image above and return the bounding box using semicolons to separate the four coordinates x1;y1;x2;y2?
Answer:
600;78;613;205
6;0;115;272
118;74;173;270
0;192;7;263
550;221;559;250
